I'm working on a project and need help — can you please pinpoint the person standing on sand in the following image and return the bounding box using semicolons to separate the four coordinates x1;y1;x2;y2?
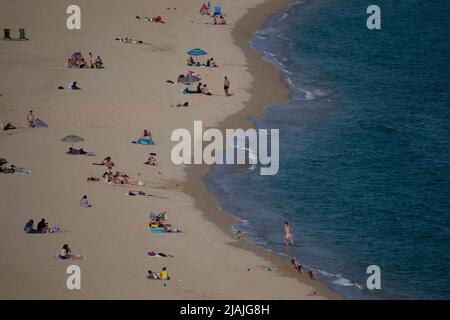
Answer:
26;110;34;127
284;221;294;247
224;76;230;96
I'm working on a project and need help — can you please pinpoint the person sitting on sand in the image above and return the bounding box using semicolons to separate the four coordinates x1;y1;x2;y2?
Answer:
187;56;195;66
59;244;71;260
24;219;36;233
37;218;50;233
68;81;80;90
142;129;152;140
67;147;88;155
94;56;103;69
291;258;303;273
178;74;185;83
201;84;212;95
144;155;158;166
3;122;16;131
210;58;218;67
147;270;160;280
80;195;92;208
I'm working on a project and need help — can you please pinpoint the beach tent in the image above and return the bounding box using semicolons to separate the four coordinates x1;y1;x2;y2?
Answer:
33;119;48;128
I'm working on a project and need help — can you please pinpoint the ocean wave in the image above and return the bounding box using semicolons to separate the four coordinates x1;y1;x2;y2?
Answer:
254;35;267;40
279;13;289;21
317;270;363;289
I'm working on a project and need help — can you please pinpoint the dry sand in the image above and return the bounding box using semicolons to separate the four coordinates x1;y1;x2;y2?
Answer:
0;0;341;299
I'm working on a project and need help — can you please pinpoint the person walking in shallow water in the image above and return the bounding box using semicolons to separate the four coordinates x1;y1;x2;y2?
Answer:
284;221;294;247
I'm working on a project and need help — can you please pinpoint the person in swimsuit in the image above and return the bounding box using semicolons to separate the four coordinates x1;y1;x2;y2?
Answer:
224;76;230;96
60;244;71;260
284;221;294;247
26;110;35;127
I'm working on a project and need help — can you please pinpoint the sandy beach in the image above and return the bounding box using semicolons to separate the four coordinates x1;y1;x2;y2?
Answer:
0;0;340;299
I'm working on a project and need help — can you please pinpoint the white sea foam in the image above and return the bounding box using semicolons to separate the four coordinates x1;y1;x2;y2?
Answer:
279;13;289;21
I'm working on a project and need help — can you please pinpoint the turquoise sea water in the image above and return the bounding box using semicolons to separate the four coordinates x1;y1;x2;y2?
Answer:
206;0;450;299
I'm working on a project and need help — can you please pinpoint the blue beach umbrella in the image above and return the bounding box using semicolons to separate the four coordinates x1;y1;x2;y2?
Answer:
186;48;207;56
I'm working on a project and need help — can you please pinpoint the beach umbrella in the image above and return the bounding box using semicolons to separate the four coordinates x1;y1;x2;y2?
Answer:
181;74;201;85
61;134;84;147
187;48;207;57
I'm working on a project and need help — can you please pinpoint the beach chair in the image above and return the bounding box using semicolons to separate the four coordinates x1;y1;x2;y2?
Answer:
3;29;11;40
18;28;28;40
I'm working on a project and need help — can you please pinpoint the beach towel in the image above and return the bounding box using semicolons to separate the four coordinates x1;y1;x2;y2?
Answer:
15;169;31;175
150;228;166;233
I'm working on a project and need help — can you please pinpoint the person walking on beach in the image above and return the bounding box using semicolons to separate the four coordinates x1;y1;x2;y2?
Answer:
224;76;230;96
284;222;294;247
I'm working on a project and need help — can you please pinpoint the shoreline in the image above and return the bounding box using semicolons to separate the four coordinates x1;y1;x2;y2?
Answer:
183;0;342;300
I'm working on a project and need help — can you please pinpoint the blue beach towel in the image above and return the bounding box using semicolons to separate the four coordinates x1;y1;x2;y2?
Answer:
137;138;155;145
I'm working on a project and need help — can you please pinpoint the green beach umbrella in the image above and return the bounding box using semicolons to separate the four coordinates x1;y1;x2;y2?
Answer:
186;48;207;56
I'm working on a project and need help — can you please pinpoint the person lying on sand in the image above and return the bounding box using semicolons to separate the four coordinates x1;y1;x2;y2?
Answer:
147;251;173;258
111;172;144;186
1;164;31;174
147;270;160;280
67;147;88;155
115;37;143;44
127;190;151;197
93;156;114;167
163;225;181;233
87;175;100;182
3;122;16;131
291;258;303;273
80;195;92;207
